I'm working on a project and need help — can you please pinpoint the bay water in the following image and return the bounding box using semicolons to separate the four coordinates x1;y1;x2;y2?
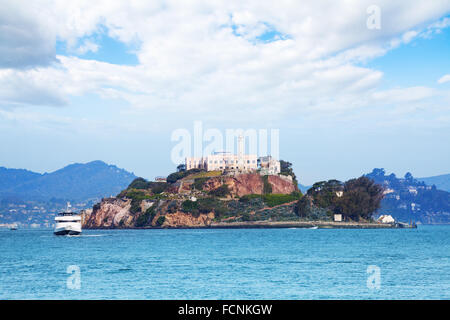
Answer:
1;226;449;299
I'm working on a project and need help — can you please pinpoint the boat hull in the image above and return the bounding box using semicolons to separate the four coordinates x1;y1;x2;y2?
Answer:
54;229;81;236
54;221;82;236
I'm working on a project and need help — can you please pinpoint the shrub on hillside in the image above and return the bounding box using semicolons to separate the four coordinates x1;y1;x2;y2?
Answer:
135;205;156;227
128;177;151;190
181;197;227;217
262;193;301;207
192;177;210;190
156;215;165;226
151;182;169;194
239;194;263;202
124;190;152;214
181;200;198;212
240;212;254;222
166;168;204;184
209;184;230;197
167;200;178;213
262;175;273;194
126;178;169;195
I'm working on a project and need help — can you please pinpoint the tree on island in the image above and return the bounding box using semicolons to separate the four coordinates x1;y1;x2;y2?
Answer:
307;179;343;210
334;176;384;221
296;176;384;221
280;160;298;188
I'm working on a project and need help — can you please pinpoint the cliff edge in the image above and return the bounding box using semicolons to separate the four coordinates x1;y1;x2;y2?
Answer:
82;171;300;229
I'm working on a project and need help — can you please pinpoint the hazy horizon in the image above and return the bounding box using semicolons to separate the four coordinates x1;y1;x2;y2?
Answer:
1;158;448;187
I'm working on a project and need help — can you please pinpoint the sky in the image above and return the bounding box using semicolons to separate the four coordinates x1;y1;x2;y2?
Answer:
0;0;450;185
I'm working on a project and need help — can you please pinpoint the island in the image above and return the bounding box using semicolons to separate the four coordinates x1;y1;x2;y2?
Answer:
81;150;415;229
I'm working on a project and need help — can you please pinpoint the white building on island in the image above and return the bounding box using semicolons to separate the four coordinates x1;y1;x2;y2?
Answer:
258;156;280;175
185;135;280;174
378;215;395;224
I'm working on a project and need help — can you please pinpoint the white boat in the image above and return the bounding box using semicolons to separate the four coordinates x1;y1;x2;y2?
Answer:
54;203;82;236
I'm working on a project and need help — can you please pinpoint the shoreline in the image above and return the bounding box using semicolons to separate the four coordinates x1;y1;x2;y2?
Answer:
84;220;413;230
208;220;401;229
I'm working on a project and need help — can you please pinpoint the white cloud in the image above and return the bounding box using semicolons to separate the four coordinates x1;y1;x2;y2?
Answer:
0;0;449;124
372;87;436;103
0;69;68;107
402;31;418;44
76;39;99;55
0;1;58;68
438;74;450;84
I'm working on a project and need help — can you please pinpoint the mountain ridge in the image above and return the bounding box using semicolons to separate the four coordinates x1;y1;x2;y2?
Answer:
0;160;137;202
366;168;450;224
419;173;450;192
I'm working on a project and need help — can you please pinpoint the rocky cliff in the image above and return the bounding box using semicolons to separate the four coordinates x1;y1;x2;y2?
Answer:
202;173;296;197
163;211;215;228
82;172;300;229
83;198;133;228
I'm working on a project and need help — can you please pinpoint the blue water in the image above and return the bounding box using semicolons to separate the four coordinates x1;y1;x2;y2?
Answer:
0;226;449;299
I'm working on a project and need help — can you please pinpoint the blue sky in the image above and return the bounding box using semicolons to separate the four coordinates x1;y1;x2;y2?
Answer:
56;32;140;66
1;1;449;185
367;27;450;88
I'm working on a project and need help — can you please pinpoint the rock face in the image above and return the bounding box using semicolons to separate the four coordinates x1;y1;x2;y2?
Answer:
203;173;296;197
83;173;298;229
82;198;215;229
163;211;215;228
268;175;295;194
83;198;133;228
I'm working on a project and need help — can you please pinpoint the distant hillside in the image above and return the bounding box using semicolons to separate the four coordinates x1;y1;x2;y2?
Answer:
0;167;41;191
419;174;450;192
0;161;137;202
366;169;450;224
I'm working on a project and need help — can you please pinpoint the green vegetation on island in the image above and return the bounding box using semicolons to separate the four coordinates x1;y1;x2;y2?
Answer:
296;176;384;222
101;161;387;229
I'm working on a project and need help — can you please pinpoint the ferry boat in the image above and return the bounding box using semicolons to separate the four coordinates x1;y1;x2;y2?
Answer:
54;203;82;236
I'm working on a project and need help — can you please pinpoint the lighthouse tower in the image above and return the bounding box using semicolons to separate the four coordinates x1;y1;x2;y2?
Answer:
237;135;244;169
